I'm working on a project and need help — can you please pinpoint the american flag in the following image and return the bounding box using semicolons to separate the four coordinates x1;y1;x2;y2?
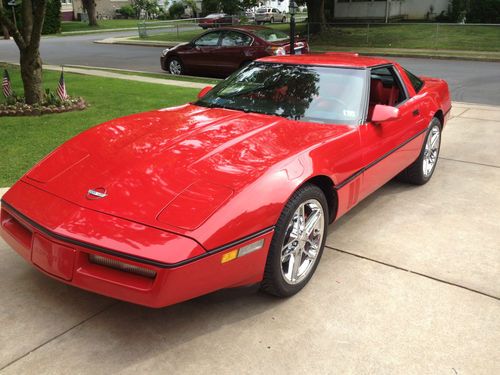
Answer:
2;69;12;98
57;68;68;100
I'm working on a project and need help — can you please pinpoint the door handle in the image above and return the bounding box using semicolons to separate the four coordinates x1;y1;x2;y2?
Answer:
412;109;420;116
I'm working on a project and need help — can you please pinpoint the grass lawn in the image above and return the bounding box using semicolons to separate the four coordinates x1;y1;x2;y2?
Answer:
311;24;500;52
137;22;500;52
0;64;199;187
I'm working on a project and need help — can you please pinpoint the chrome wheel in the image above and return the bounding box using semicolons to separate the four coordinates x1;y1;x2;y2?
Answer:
281;199;325;285
423;125;441;177
169;59;182;75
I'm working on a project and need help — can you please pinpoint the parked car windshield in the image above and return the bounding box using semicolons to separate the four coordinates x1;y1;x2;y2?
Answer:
196;63;366;125
256;8;269;13
253;29;289;42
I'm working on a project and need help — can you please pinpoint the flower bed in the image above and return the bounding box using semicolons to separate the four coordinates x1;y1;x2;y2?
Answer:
0;96;87;117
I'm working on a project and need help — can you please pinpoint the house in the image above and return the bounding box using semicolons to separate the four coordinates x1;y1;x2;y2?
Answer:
334;0;449;21
61;0;134;21
60;0;75;21
74;0;133;20
256;0;290;13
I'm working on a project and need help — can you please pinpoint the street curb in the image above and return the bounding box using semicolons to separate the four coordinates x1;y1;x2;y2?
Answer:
94;39;175;48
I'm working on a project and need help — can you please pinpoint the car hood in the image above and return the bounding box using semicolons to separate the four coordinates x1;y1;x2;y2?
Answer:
23;104;351;233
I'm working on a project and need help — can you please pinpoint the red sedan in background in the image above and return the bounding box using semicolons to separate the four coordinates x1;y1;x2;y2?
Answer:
161;26;308;77
1;54;451;308
198;13;240;29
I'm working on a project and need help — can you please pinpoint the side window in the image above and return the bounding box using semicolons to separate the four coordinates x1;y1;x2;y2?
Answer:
369;66;407;107
403;68;424;93
194;32;221;47
221;31;252;47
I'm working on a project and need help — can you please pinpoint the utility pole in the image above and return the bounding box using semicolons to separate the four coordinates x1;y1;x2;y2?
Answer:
385;0;390;24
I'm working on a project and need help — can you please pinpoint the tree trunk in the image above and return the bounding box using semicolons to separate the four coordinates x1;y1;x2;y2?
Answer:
82;0;98;26
0;0;10;39
0;0;47;105
1;24;8;39
20;49;44;104
307;0;326;33
87;1;98;26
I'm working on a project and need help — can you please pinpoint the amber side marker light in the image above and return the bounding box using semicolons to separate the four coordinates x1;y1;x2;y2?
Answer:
221;239;265;264
89;254;157;278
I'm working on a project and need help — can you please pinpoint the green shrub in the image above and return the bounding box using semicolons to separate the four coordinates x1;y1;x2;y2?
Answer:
168;2;185;19
118;5;136;19
451;0;500;23
42;0;61;34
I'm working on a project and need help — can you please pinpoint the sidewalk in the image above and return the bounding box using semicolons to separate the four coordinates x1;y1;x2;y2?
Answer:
5;63;210;89
1;101;499;373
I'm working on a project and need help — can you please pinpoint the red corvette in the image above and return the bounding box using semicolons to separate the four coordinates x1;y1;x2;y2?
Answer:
0;54;451;308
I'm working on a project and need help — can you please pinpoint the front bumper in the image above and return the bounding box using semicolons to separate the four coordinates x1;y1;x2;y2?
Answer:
0;183;272;308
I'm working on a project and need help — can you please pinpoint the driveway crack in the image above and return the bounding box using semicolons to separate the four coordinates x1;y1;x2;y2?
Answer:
0;301;118;372
325;245;499;301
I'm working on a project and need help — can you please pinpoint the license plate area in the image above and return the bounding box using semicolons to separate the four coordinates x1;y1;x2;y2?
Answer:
32;234;76;281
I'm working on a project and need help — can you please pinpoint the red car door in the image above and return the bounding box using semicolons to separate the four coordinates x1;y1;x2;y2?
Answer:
211;31;256;76
358;65;426;199
180;31;223;75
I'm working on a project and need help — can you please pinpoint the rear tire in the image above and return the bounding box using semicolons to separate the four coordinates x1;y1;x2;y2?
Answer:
261;184;328;297
282;17;287;23
270;17;274;24
398;117;442;185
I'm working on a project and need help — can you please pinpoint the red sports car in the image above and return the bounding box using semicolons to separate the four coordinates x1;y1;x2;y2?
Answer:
161;26;308;77
0;54;451;308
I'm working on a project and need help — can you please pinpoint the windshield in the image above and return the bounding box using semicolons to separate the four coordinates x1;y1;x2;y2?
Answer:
253;29;289;42
196;63;366;125
257;8;268;13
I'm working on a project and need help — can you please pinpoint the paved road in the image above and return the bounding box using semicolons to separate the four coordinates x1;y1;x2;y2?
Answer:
1;32;500;105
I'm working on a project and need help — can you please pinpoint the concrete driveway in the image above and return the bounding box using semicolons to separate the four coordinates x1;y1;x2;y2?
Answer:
0;102;499;374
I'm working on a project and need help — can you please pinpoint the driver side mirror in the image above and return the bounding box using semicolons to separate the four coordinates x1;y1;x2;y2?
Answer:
197;86;213;99
371;104;399;123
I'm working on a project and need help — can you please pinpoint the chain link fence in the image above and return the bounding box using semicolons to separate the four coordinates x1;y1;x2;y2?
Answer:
137;19;500;52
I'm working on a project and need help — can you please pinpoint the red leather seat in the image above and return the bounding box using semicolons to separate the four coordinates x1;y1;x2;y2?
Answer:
370;79;385;105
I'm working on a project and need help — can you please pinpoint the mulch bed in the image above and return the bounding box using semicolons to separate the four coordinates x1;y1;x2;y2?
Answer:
0;97;88;117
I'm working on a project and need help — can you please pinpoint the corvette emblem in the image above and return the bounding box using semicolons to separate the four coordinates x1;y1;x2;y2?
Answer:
87;188;107;200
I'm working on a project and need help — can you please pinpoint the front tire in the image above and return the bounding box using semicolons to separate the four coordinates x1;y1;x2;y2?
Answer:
167;57;184;75
398;117;442;185
261;184;328;297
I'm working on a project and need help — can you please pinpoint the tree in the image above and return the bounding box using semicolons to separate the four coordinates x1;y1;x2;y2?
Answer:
298;0;326;32
183;0;198;17
168;2;184;19
132;0;161;19
201;0;219;15
0;0;9;39
81;0;97;26
0;0;47;104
